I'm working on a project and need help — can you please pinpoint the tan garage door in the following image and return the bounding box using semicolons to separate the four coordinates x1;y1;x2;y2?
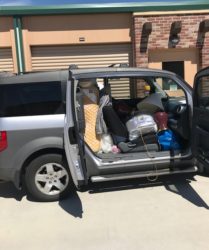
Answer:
0;48;14;72
31;44;132;98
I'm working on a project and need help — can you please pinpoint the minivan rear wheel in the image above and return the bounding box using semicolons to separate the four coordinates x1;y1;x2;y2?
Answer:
25;154;74;202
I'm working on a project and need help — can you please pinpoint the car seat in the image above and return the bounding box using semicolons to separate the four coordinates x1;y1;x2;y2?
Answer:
79;79;101;153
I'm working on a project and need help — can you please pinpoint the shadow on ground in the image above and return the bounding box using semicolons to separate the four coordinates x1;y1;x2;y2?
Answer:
89;174;209;209
59;191;83;218
0;181;26;201
0;181;83;218
0;173;208;219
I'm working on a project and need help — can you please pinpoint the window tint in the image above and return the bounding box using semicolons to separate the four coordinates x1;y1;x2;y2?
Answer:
197;76;209;108
0;82;64;117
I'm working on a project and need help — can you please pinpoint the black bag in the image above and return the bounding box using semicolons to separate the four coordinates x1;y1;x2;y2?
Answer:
118;133;159;153
103;106;128;144
131;133;158;145
118;142;159;153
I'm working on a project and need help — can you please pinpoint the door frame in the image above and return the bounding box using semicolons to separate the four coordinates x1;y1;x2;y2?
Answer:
148;48;200;86
64;77;87;188
192;66;209;171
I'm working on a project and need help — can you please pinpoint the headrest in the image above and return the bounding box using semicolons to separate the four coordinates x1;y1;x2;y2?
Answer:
78;79;97;89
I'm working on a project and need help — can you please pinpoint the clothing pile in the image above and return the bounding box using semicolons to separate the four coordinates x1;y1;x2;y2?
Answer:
101;93;181;154
78;80;181;154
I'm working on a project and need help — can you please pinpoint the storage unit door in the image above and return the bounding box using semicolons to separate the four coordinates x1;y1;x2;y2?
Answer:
31;44;132;99
0;48;14;72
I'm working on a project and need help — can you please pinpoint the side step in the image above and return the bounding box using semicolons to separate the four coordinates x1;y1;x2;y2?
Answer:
91;166;198;183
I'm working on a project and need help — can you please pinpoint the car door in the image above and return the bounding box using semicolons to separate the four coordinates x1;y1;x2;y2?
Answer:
192;67;209;170
64;77;87;188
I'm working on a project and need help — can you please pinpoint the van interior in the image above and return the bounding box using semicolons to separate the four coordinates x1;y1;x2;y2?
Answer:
76;76;191;162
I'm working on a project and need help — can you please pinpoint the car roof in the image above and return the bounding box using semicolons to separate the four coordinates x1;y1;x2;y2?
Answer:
0;70;68;85
69;67;176;79
0;67;176;85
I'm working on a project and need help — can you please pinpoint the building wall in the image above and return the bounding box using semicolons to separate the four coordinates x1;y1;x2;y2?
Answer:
0;17;13;47
0;17;17;72
22;13;132;45
1;11;209;87
133;13;209;85
22;13;132;71
148;48;199;85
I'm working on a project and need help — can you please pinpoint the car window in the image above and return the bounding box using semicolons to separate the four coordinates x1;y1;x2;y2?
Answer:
135;79;150;98
108;78;130;99
197;76;209;109
0;82;64;117
108;78;152;99
153;77;185;98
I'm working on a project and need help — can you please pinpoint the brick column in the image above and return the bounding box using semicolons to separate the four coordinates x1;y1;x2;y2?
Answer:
133;16;149;68
133;13;209;80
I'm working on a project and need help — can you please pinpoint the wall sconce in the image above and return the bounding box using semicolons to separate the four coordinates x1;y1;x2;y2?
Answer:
169;21;182;48
142;22;152;35
140;22;152;53
197;20;209;48
170;34;180;46
199;20;209;33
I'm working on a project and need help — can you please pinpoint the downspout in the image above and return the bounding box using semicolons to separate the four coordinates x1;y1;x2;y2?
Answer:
13;16;25;74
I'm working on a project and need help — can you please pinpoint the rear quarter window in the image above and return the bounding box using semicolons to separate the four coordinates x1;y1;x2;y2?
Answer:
0;82;65;117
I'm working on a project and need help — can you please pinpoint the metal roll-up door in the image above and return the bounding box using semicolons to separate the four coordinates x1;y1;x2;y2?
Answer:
0;48;14;72
31;44;132;98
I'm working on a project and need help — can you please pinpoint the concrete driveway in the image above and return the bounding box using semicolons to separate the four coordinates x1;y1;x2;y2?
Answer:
0;174;209;250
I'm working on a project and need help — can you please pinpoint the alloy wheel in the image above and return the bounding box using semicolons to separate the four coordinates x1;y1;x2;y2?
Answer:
34;163;69;196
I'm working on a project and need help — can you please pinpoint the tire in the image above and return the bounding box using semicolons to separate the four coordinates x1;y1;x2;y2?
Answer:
25;154;74;202
204;167;209;176
197;162;209;176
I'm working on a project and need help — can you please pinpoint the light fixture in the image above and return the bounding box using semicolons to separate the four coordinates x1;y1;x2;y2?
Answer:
169;21;182;48
197;20;209;48
142;22;152;35
200;20;209;33
140;22;152;53
170;34;180;46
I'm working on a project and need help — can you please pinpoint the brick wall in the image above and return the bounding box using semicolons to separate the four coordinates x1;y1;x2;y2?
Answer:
133;14;209;69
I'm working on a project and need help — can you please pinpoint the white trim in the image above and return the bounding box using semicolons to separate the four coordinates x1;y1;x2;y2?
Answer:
133;9;209;16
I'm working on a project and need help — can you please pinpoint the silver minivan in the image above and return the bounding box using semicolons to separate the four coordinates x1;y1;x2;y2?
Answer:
0;66;209;201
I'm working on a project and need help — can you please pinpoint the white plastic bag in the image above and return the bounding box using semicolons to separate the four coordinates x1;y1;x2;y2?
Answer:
101;134;113;153
126;114;158;141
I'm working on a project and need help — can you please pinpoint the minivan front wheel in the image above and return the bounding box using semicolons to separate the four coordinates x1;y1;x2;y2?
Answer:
25;154;73;202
